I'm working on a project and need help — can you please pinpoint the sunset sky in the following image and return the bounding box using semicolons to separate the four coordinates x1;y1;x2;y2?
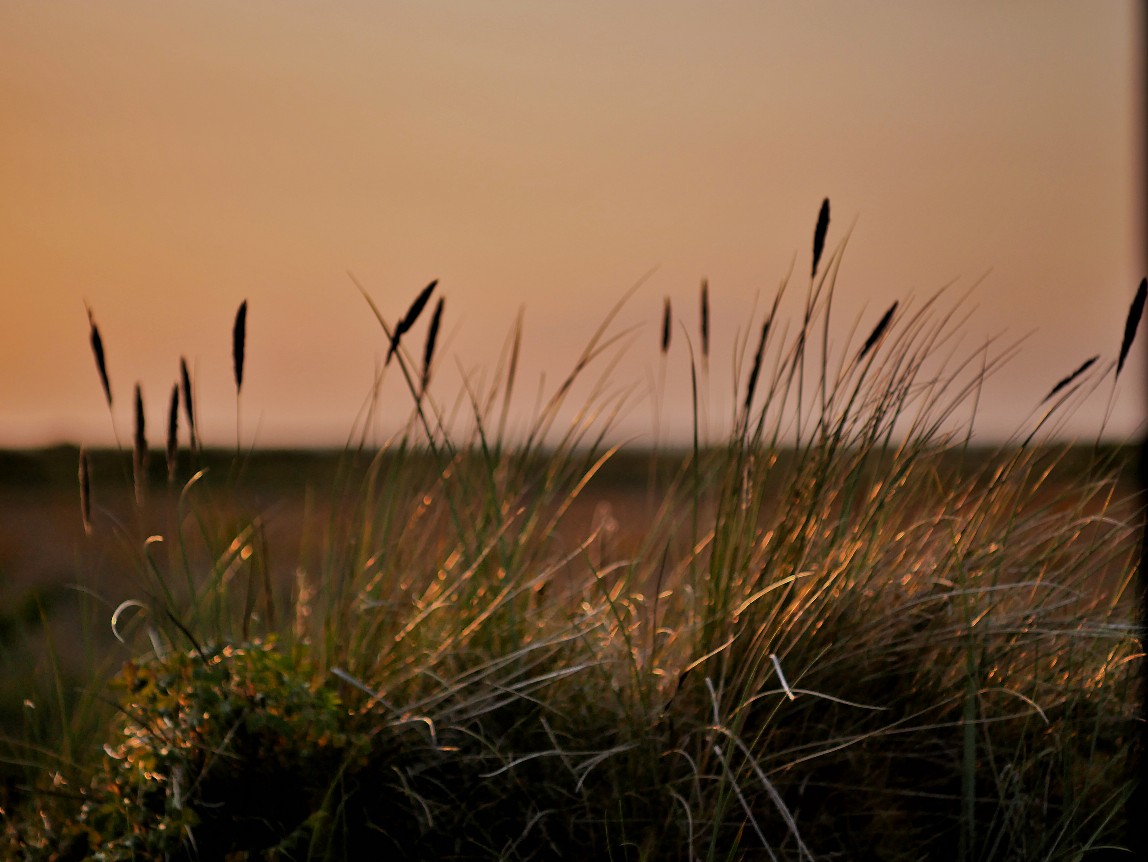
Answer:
0;2;1141;449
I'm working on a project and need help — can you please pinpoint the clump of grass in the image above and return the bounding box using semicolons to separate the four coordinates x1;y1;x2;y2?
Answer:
2;213;1142;861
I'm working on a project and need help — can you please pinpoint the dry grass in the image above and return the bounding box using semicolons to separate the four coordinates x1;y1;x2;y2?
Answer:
1;208;1142;860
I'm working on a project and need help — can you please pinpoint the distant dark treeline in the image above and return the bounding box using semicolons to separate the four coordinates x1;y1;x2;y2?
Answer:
0;444;1139;492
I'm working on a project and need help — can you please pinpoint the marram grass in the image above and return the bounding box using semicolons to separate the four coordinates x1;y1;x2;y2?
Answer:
2;221;1143;861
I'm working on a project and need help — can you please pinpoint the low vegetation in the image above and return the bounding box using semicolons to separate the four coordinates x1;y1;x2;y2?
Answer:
1;203;1142;860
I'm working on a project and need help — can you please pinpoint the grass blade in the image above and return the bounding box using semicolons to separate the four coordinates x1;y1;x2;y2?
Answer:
78;446;92;535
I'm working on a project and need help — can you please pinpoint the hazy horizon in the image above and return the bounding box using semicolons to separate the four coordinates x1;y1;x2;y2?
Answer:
1;2;1142;450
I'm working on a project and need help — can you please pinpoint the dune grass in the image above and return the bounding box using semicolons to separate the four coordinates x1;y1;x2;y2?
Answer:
1;213;1143;860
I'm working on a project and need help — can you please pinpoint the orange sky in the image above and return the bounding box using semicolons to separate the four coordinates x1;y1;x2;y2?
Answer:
0;3;1141;448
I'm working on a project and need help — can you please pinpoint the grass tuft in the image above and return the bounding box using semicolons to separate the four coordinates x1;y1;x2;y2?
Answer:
2;230;1141;861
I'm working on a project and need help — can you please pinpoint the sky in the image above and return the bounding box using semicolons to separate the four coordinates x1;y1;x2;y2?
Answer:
0;2;1142;449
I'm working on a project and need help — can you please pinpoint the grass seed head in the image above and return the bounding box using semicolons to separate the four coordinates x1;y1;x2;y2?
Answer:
812;197;830;278
743;318;770;415
1042;355;1099;404
86;304;113;408
180;357;197;450
1117;277;1147;377
700;279;710;359
233;301;248;392
857;300;898;362
422;296;445;392
166;382;179;483
133;383;147;506
387;279;438;364
661;297;672;354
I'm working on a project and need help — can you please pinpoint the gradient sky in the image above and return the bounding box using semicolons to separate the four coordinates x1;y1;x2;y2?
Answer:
0;2;1141;449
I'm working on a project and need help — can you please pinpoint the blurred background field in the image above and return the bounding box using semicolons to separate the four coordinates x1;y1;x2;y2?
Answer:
2;441;1138;739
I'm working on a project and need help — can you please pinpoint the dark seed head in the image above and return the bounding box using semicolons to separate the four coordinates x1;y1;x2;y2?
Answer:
86;305;113;408
233;301;248;392
387;280;438;365
1042;355;1099;404
857;301;898;362
422;297;445;392
661;297;672;354
180;357;197;450
743;319;770;415
133;384;147;506
812;198;830;279
699;280;710;359
166;383;179;483
1117;277;1147;378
